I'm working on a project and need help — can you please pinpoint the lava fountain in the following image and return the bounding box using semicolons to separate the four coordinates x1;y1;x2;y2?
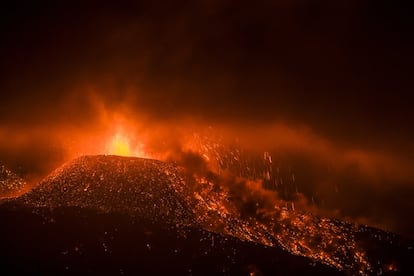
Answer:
103;126;147;158
107;132;132;156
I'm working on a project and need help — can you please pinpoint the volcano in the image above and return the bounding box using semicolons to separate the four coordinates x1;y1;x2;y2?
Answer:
0;155;412;275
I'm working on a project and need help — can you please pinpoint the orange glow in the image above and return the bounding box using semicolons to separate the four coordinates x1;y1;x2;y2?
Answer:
103;124;148;158
108;133;132;156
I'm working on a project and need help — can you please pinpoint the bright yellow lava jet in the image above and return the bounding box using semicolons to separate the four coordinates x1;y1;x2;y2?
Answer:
108;133;132;156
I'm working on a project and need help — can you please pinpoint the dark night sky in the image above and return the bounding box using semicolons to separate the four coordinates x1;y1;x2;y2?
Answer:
1;0;414;236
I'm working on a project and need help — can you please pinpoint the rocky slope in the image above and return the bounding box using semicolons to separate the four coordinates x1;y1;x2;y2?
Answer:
0;163;26;198
1;155;412;275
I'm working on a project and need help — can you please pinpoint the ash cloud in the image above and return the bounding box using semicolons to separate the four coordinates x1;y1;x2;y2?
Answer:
1;0;413;144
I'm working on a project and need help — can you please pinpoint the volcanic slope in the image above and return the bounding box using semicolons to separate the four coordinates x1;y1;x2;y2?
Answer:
1;155;341;275
0;163;26;198
7;155;414;275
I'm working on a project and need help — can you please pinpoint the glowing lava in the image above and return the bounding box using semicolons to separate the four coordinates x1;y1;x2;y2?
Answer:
108;133;132;156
